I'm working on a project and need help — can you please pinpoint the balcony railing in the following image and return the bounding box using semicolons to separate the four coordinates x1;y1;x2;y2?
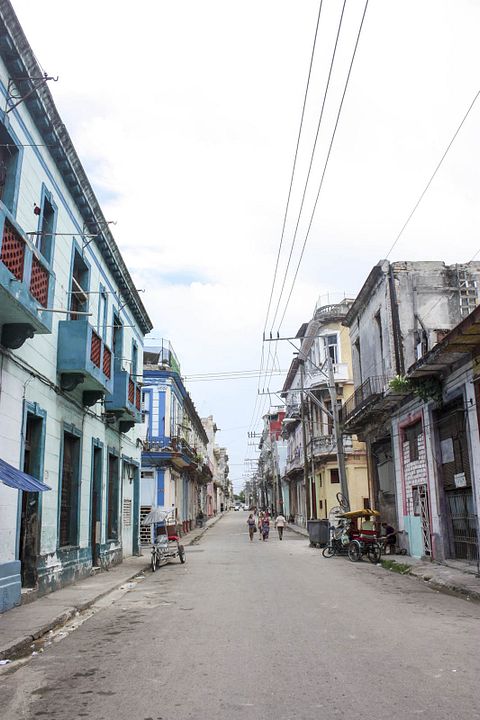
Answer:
144;339;181;374
341;375;392;425
0;215;54;347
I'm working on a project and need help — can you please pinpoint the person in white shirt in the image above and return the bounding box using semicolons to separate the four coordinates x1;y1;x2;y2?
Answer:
275;513;286;540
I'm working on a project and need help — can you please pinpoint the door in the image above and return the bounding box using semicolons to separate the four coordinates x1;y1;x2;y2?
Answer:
90;446;102;566
122;462;134;558
19;414;42;587
436;401;476;561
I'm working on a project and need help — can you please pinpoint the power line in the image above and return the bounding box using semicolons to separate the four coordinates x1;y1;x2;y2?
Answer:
269;0;347;333
385;88;480;259
277;0;370;332
253;0;324;434
262;0;324;337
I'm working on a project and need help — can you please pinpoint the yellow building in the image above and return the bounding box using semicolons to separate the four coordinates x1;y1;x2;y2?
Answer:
283;300;369;524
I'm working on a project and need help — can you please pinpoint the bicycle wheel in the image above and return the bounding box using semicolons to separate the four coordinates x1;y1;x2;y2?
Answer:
151;551;157;572
367;543;382;564
336;492;350;512
348;540;361;562
179;545;186;564
322;545;336;558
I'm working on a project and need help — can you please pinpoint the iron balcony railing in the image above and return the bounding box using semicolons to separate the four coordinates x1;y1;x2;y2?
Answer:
341;375;392;424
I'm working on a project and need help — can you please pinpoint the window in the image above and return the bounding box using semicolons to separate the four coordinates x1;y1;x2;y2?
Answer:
0;122;21;213
36;189;57;263
69;248;89;320
131;341;138;378
59;431;80;547
97;287;108;339
330;469;340;484
112;312;123;372
405;421;422;462
375;313;384;372
325;334;338;364
107;453;119;540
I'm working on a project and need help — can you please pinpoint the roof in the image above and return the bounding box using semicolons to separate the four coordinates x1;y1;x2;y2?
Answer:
408;304;480;379
0;1;152;334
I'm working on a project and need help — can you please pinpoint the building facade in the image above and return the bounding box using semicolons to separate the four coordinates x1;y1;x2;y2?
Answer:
342;260;480;561
282;300;369;526
0;2;152;611
141;344;212;544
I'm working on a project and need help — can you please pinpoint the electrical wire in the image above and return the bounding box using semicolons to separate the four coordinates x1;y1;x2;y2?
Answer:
252;0;324;438
385;88;480;259
277;0;370;333
269;0;348;333
262;0;324;337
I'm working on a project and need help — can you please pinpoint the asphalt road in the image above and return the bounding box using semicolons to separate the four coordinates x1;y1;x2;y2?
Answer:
1;512;480;720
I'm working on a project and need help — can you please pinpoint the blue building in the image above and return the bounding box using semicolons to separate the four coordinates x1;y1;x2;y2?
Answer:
0;2;152;612
140;344;212;542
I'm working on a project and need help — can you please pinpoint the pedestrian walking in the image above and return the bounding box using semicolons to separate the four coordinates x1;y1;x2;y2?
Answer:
261;513;270;541
257;512;264;540
275;512;286;540
246;513;256;542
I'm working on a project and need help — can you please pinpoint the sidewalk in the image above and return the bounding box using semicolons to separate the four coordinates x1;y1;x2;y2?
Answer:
0;512;224;662
285;523;480;603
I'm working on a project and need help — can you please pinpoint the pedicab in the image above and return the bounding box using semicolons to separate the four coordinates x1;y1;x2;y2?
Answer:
329;508;382;563
141;508;186;571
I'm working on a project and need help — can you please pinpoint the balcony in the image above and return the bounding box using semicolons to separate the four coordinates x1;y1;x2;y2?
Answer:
310;434;353;457
0;214;54;348
341;375;405;435
105;369;142;430
309;362;349;387
57;321;113;405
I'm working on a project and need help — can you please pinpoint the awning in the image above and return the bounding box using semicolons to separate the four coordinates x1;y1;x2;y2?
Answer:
0;458;51;492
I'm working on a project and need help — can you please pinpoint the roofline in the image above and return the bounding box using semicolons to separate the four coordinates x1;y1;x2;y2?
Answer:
0;0;153;334
143;367;208;444
343;261;388;327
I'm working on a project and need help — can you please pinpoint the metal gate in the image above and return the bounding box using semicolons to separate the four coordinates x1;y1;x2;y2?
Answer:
418;485;432;557
446;490;478;562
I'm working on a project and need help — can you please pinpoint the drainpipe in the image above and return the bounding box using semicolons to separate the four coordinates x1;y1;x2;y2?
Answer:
388;265;405;376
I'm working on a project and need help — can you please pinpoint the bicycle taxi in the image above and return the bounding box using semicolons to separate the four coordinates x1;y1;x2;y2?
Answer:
324;508;382;563
141;508;186;571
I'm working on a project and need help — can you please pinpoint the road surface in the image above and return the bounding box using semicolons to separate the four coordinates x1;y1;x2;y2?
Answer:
1;512;479;719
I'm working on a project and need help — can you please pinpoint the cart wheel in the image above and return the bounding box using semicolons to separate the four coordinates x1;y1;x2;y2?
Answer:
398;548;407;556
348;540;361;562
179;546;186;564
367;543;382;564
322;545;336;558
151;551;157;572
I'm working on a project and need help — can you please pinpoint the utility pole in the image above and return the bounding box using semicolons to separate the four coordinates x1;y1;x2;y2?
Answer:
300;361;311;522
325;348;350;508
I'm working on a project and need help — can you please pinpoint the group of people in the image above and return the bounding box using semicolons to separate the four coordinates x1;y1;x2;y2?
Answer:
246;510;286;542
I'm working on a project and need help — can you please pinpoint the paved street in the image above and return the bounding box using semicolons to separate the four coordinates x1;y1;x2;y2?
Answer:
1;513;480;720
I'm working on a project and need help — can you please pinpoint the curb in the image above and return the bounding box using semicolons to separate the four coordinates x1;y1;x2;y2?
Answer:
409;568;480;603
0;563;150;662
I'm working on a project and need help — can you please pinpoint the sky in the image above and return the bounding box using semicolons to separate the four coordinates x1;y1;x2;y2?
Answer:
12;0;480;491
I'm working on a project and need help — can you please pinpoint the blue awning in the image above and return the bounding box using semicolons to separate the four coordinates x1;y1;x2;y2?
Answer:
0;458;51;492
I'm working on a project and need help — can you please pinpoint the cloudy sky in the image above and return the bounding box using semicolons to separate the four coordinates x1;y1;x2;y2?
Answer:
12;0;480;490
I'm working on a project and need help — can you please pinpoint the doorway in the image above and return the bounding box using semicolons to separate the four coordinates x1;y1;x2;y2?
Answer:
90;445;103;566
436;400;477;561
19;412;43;587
